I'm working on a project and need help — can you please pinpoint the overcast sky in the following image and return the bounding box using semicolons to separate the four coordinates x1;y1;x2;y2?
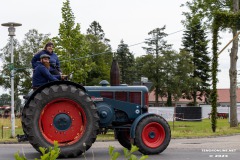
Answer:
0;0;237;94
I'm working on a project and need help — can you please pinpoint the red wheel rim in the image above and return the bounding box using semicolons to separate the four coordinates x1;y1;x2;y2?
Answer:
141;122;165;148
39;98;87;145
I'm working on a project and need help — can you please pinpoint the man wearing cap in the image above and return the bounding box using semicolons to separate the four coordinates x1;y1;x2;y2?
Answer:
32;54;64;89
31;41;62;75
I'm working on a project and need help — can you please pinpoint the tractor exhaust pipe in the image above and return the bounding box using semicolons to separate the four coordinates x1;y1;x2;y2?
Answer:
110;59;120;86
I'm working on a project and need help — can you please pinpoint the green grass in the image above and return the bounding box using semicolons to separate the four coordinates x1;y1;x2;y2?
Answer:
170;118;240;138
0;117;24;142
0;118;239;143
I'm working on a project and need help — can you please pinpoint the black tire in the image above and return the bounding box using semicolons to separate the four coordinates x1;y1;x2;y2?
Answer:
21;84;99;158
134;115;171;155
115;128;131;150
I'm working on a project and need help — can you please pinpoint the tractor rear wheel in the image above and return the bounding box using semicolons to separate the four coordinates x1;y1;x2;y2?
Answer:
134;115;171;155
21;84;99;158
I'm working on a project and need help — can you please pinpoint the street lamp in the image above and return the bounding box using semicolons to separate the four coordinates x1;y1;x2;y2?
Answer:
1;22;22;138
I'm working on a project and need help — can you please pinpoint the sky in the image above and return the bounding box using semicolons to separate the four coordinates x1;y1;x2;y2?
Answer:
0;0;238;95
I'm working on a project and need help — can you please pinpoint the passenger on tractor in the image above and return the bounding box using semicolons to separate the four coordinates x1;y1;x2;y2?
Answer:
32;54;66;90
31;41;62;76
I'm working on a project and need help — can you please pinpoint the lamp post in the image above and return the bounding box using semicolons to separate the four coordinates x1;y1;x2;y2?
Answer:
1;22;22;138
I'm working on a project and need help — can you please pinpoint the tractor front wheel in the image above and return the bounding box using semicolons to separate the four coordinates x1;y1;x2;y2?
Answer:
134;115;171;155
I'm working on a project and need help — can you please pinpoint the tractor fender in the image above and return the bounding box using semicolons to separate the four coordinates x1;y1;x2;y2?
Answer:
24;81;86;107
130;112;157;138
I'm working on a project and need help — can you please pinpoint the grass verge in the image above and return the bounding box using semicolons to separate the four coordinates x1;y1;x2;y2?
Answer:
169;118;240;138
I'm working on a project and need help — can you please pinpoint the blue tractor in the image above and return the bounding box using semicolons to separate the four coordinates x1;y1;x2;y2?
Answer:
21;60;171;158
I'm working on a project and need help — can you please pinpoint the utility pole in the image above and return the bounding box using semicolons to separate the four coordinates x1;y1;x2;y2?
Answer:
1;22;22;138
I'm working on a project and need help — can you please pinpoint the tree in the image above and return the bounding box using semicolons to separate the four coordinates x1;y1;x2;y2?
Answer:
161;50;177;106
0;94;11;106
17;29;50;94
143;26;172;56
85;21;113;85
143;26;172;106
174;50;199;104
135;49;194;107
0;39;24;111
53;0;93;84
87;21;109;42
182;0;239;131
135;54;165;105
116;40;135;84
229;0;239;127
155;50;195;107
0;93;21;114
0;29;50;111
182;16;211;106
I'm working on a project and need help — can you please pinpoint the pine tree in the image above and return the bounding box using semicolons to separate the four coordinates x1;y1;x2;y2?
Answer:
182;16;211;106
143;26;172;106
86;21;113;85
116;40;135;85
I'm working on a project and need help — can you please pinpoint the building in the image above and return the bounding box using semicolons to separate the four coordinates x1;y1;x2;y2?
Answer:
0;105;10;118
148;88;240;107
217;88;240;107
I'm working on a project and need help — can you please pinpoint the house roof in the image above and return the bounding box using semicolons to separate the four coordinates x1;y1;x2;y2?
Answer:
148;88;240;103
217;88;240;102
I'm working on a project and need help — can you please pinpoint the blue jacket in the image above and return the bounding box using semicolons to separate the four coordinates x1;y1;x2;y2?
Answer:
31;50;61;73
32;62;61;87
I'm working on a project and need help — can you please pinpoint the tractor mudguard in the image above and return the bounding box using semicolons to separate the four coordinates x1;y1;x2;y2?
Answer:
24;81;86;107
130;112;157;138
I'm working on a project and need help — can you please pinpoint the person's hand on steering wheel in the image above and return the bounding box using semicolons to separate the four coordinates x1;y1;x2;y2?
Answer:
61;75;68;80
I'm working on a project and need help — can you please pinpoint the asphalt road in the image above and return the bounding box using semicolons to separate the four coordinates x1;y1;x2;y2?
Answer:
0;135;239;160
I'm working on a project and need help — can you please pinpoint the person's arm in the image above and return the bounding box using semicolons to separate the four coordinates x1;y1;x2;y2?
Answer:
31;52;41;69
40;66;60;81
55;54;62;73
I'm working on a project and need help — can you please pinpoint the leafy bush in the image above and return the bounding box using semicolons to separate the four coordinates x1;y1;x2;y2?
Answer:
109;145;148;160
14;141;60;160
14;141;148;160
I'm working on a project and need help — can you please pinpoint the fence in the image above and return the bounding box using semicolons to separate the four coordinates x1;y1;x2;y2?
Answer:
149;106;240;122
0;125;20;139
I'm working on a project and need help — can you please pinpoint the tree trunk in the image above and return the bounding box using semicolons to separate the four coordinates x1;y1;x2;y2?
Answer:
155;86;159;106
166;92;172;106
193;91;197;106
229;0;239;127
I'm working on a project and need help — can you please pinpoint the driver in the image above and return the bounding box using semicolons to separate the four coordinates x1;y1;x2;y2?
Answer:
32;54;66;89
